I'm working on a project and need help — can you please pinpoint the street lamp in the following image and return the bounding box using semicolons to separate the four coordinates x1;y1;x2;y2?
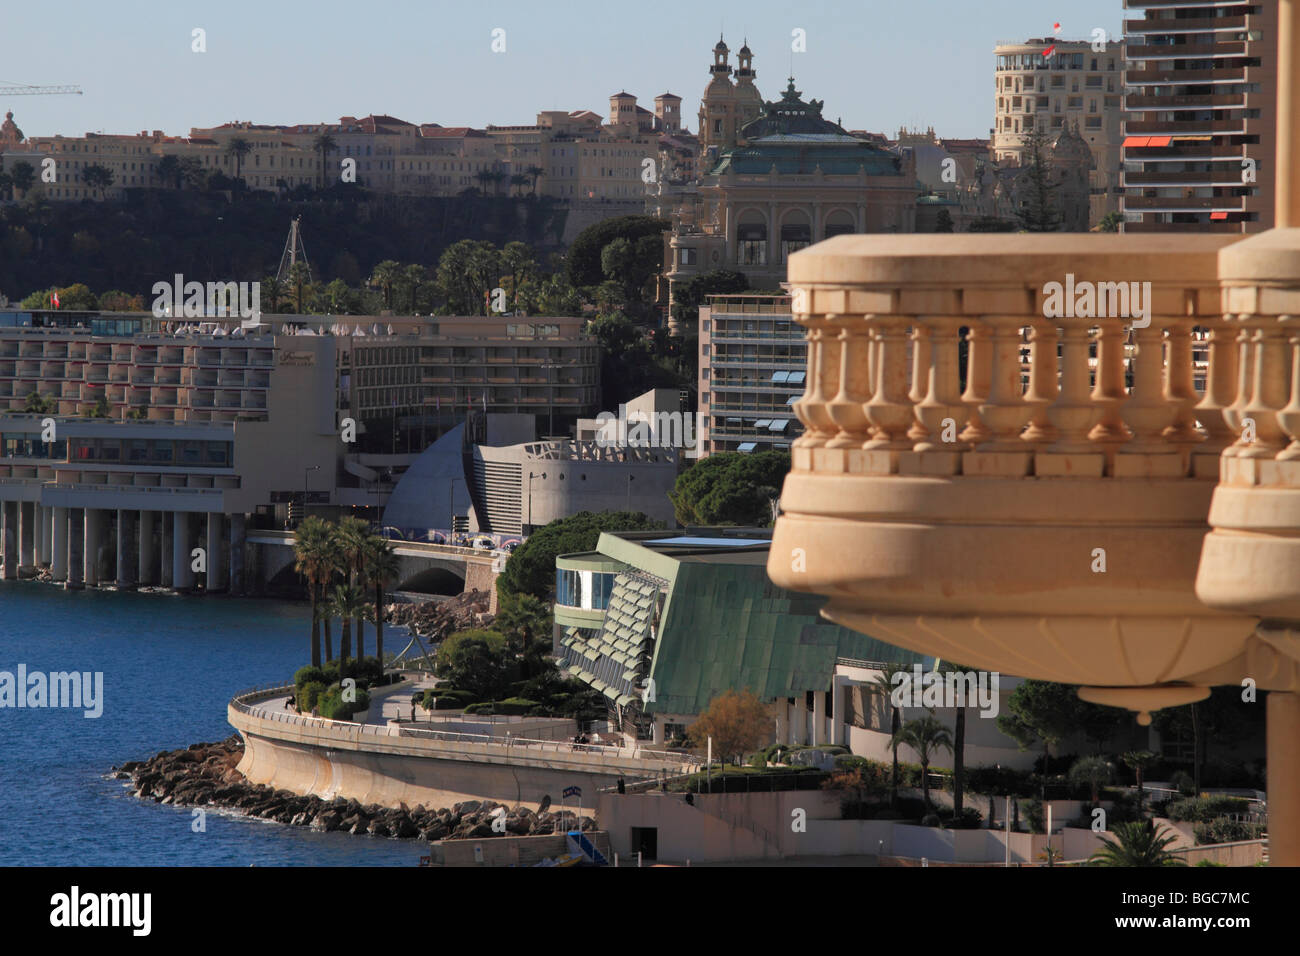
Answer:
303;465;320;524
448;475;465;540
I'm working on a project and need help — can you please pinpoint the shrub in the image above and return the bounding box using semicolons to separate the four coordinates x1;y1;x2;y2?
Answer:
297;681;327;713
294;666;328;689
1167;796;1252;823
420;688;477;711
945;806;983;829
921;813;942;828
748;751;767;769
1192;817;1264;846
1019;798;1045;834
495;697;539;716
1169;770;1195;796
1196;859;1227;867
316;686;370;721
464;702;496;715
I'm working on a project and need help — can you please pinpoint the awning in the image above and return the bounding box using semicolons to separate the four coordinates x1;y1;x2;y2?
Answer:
768;420;789;433
737;442;757;453
1210;212;1229;220
1123;136;1151;147
771;371;791;383
1174;136;1213;142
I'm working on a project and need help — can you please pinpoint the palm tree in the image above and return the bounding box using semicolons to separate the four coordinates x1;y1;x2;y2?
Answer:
313;133;338;190
155;155;182;190
369;260;401;311
225;138;252;194
1122;750;1159;815
363;536;400;668
178;157;206;190
1090;820;1186;867
82;164;114;200
330;582;368;674
526;165;544;197
401;263;428;313
260;275;283;313
509;173;529;197
891;714;953;810
288;261;312;313
9;161;35;199
473;169;495;193
1069;754;1116;807
24;390;54;414
936;660;971;818
293;515;333;667
867;663;908;808
333;516;371;657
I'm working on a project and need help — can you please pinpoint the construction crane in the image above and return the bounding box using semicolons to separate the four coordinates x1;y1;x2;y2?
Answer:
0;82;82;97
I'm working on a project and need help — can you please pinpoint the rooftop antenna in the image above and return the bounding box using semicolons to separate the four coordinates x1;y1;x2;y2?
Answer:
275;216;311;285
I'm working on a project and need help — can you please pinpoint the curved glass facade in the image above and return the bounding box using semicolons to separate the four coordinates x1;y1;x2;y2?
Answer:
555;568;615;611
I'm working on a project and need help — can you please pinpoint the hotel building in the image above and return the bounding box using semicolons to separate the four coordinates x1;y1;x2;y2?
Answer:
992;36;1128;224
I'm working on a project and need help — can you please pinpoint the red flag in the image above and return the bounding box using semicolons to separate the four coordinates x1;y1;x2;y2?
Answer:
52;291;60;309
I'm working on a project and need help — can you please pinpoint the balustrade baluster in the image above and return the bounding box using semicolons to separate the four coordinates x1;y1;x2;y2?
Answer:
1240;322;1292;458
1022;320;1059;445
862;316;915;450
959;324;992;445
976;316;1033;451
913;317;968;453
1193;324;1240;461
1122;319;1178;454
825;313;875;448
1089;318;1131;450
1224;319;1256;457
1276;318;1300;461
792;312;841;450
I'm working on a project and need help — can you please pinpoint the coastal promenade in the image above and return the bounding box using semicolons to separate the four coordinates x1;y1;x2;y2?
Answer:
229;685;699;811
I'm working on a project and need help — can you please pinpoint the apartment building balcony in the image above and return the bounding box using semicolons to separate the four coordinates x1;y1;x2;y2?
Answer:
1125;119;1249;136
1123;170;1250;187
1126;68;1246;85
1127;41;1246;60
1125;93;1251;110
1123;219;1246;233
768;217;1300;861
1125;195;1243;212
1124;16;1245;35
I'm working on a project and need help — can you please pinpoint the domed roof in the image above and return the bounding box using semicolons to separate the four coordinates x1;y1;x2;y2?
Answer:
0;111;23;145
714;36;729;53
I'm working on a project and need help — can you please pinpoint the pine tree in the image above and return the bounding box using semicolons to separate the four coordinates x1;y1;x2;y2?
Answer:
1016;128;1062;232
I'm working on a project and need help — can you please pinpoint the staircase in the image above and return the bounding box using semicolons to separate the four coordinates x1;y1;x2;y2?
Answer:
566;830;610;865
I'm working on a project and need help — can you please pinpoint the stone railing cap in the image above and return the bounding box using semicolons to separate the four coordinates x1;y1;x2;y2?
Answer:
1219;227;1300;283
788;233;1240;287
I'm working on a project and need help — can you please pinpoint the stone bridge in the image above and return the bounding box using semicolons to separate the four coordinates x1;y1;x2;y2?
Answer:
246;530;503;600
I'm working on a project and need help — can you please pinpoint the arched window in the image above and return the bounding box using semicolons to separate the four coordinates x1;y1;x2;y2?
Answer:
823;209;856;239
780;211;812;261
737;210;767;265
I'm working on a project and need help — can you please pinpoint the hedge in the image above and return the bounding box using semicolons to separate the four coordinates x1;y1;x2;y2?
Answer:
1168;796;1253;823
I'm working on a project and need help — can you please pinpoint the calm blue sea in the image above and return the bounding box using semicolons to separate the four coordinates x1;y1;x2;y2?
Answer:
0;581;420;866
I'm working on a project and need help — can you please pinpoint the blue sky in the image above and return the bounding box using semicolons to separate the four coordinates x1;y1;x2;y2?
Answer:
3;0;1122;141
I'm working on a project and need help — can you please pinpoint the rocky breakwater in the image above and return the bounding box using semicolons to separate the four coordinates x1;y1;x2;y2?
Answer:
112;737;596;841
384;589;494;641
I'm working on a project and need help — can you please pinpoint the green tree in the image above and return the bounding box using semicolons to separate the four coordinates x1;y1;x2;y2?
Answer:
497;510;665;602
934;208;955;233
330;581;368;672
1015;127;1062;232
1069;754;1116;807
436;629;510;699
1122;750;1159;815
8;160;35;199
669;450;791;526
401;263;430;313
224;136;252;191
155;154;183;190
260;275;283;313
492;590;553;658
500;241;539;312
23;390;54;414
369;260;402;311
996;679;1081;763
1090;820;1186;867
669;269;750;331
1097;210;1123;233
288;261;312;313
435;240;502;315
313;134;338;190
293;515;334;667
892;715;953;810
362;535;401;667
566;214;668;288
82;164;114;200
333;515;372;656
867;663;911;808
